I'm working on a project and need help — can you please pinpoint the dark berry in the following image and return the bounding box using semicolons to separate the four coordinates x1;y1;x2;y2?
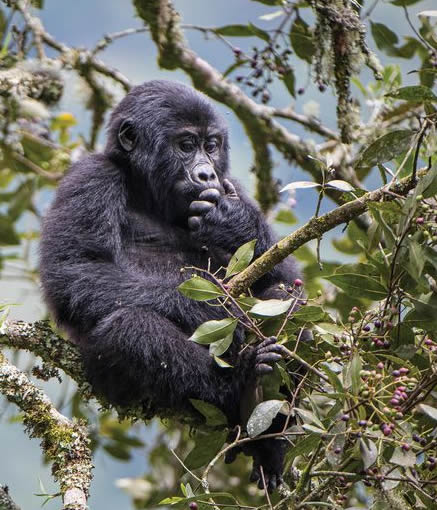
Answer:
392;370;401;377
374;320;381;328
401;443;410;451
297;87;305;95
341;414;350;422
189;503;198;510
416;217;425;225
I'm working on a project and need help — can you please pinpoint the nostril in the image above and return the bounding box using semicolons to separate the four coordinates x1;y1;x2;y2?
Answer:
198;171;209;182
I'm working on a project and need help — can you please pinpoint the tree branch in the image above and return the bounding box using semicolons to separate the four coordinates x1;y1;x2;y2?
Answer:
228;168;430;296
0;351;92;510
0;485;21;510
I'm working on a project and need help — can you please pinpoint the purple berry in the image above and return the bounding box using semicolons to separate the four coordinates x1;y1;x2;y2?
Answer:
416;217;425;225
392;370;401;377
294;278;303;287
401;443;410;451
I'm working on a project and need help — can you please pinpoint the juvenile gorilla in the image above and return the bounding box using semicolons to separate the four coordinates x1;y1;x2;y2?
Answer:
40;80;302;491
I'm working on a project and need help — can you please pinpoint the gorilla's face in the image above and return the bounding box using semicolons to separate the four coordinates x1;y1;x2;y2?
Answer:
108;80;230;223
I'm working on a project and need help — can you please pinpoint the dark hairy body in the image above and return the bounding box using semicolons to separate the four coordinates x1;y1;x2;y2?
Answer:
40;81;302;491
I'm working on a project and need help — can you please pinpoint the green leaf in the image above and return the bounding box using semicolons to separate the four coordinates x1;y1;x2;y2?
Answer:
282;69;296;98
251;0;283;5
214;25;255;37
248;23;271;42
209;333;233;357
418;404;437;421
0;216;20;245
302;424;326;435
293;305;328;323
321;365;344;394
250;298;293;317
386;85;437;103
325;180;355;192
189;318;238;344
225;239;256;278
391;0;423;5
356;130;416;169
247;400;287;437
350;352;362;395
390;447;416;467
324;272;387;301
294;407;325;429
289;18;315;63
178;276;224;301
184;430;227;470
159;493;235;506
189;399;228;426
418;10;437;17
407;240;425;279
213;356;233;368
370;22;398;52
281;181;320;192
284;434;319;465
275;209;297;225
360;438;377;469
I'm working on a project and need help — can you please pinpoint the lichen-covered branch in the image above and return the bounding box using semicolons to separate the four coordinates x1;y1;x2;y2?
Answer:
0;485;21;510
0;66;63;104
0;351;92;510
0;320;201;425
228;169;429;296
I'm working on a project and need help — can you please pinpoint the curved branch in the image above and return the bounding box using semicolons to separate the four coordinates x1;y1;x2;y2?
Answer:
0;351;92;510
228;168;430;296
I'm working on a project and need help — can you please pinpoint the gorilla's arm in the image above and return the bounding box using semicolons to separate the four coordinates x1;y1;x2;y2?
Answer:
189;179;299;292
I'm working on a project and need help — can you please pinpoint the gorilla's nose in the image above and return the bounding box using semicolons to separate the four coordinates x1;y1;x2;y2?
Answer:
192;165;218;185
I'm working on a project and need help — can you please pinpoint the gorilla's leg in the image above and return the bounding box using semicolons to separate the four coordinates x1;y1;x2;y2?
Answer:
79;308;242;421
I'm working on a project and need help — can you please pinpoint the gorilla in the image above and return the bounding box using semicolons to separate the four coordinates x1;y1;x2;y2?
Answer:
40;80;303;492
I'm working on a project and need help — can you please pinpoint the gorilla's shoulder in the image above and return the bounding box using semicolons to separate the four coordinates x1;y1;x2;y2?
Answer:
54;153;126;210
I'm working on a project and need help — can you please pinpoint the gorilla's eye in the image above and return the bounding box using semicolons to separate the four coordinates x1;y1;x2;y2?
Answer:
180;140;196;153
204;140;218;153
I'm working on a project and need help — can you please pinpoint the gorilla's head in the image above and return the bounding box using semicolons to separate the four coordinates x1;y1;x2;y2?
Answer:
106;80;230;221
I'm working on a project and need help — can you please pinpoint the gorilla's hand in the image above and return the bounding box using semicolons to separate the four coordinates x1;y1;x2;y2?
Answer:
248;438;286;493
187;179;248;243
254;336;286;376
225;435;286;493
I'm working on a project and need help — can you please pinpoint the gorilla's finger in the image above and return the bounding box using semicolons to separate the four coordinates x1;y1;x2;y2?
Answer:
224;449;238;464
257;477;265;490
189;200;215;215
277;475;284;487
188;216;202;230
257;343;285;355
256;352;282;364
255;363;273;375
199;188;221;203
268;475;277;493
223;179;238;198
257;337;277;350
250;467;260;483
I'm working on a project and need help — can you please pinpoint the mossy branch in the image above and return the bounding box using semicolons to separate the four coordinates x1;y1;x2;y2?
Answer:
0;351;92;510
0;485;21;510
228;169;428;297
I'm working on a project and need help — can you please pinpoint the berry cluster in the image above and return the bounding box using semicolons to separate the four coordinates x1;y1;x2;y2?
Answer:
233;44;293;103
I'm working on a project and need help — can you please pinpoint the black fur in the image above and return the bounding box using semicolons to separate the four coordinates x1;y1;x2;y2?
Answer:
40;80;301;489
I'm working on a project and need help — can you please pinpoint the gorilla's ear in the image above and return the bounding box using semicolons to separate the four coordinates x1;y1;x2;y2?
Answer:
118;119;137;152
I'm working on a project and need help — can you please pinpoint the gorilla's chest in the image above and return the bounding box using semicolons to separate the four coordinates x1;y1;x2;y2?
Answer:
124;210;227;271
